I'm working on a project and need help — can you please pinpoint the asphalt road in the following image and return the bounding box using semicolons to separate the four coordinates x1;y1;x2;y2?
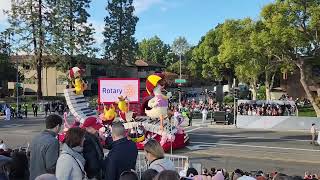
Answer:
1;115;320;176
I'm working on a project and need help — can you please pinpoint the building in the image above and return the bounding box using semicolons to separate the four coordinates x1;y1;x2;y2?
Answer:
7;56;165;97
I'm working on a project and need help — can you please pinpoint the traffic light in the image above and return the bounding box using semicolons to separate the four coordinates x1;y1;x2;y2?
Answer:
177;87;181;92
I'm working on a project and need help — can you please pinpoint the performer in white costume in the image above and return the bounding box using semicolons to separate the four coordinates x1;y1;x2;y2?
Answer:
5;106;11;121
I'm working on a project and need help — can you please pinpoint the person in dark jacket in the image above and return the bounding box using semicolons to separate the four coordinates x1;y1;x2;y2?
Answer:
81;117;104;180
104;122;138;180
29;114;62;180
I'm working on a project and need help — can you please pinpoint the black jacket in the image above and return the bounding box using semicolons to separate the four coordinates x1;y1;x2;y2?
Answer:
83;132;104;179
104;137;138;180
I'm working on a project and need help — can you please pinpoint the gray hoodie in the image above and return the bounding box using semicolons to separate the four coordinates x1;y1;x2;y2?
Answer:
149;158;176;172
55;144;86;180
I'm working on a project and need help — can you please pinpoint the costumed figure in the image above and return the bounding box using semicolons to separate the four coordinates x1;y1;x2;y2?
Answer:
117;96;134;122
99;104;117;125
145;74;172;130
128;125;145;143
5;106;11;121
69;67;87;95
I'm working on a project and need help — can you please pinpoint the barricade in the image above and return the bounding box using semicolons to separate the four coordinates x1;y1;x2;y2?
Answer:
135;151;189;178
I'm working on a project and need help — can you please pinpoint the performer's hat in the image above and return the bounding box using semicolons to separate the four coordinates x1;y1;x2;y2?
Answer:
146;73;164;95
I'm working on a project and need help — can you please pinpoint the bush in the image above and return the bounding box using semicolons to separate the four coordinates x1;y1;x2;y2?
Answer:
224;95;234;104
257;85;266;100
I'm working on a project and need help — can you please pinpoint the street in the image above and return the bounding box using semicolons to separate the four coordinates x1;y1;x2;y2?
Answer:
1;116;320;176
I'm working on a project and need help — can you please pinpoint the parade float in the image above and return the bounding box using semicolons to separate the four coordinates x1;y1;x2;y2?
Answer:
62;67;189;151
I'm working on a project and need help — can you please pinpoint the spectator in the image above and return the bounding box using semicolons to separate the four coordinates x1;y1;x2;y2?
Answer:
104;122;138;180
201;107;208;123
144;139;175;172
154;170;180;180
5;106;11;121
0;140;7;151
8;150;29;180
186;168;199;178
119;171;139;180
56;127;87;180
141;169;159;180
187;109;193;126
202;168;208;176
81;117;105;180
210;168;216;176
45;103;50;117
35;174;58;180
29;114;62;180
0;155;12;180
23;103;28;118
310;123;317;145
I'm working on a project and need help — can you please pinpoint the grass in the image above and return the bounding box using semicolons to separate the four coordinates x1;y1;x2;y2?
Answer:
298;106;317;117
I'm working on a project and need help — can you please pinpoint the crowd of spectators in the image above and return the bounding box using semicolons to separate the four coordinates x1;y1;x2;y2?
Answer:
178;167;320;180
1;113;317;180
238;103;297;116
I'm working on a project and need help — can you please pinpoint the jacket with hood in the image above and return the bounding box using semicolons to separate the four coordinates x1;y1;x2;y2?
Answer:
149;158;176;172
56;144;86;180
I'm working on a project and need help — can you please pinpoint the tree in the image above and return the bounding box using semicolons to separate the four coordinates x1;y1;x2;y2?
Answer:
137;36;170;65
7;0;48;99
172;36;190;56
48;0;97;71
104;0;138;65
0;30;16;82
170;36;191;78
261;0;320;116
218;19;263;100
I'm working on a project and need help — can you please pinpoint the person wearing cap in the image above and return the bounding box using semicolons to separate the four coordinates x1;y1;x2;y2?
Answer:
310;123;317;145
81;117;105;180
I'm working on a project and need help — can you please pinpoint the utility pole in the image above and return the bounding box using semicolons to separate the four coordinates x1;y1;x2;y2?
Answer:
16;57;19;117
179;53;182;111
233;78;237;126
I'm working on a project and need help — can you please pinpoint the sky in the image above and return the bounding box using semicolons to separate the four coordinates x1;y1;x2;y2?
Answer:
0;0;274;50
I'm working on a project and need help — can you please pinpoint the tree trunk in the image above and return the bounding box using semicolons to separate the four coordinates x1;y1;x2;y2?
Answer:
37;0;44;100
265;72;275;100
227;74;233;91
297;61;320;117
251;79;257;100
46;67;48;96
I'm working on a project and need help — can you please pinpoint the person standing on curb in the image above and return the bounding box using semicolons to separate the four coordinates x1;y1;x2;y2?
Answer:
201;107;208;124
310;123;317;145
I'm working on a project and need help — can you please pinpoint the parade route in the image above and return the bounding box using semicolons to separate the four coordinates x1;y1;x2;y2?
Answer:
1;116;320;175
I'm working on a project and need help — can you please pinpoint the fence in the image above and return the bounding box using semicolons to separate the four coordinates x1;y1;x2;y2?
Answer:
136;151;189;178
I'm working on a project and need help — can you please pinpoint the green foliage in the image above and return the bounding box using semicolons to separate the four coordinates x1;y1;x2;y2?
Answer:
223;95;234;104
137;36;170;65
48;0;98;70
298;107;317;117
172;36;191;56
104;0;138;65
257;85;266;100
13;86;23;97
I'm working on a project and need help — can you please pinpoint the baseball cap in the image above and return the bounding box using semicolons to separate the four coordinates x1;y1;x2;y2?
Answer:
81;117;103;130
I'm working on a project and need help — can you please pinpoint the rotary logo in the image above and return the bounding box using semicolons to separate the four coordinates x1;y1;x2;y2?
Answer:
123;85;135;97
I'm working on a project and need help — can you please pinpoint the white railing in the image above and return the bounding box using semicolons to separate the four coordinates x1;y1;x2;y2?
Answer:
135;151;189;178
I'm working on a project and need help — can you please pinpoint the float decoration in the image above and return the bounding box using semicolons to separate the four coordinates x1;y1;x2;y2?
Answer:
69;67;88;95
99;104;117;124
144;74;172;130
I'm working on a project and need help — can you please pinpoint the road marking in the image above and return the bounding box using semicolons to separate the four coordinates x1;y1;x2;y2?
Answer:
185;127;202;133
186;144;216;150
190;141;320;152
188;133;310;142
1;124;25;128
